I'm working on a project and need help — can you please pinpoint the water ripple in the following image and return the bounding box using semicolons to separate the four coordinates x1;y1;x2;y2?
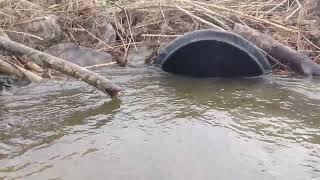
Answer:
1;68;320;179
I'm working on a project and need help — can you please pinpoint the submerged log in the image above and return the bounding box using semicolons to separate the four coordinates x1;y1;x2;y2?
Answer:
0;36;123;98
233;23;320;76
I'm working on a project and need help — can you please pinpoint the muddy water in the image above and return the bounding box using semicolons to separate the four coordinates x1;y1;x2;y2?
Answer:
0;66;320;180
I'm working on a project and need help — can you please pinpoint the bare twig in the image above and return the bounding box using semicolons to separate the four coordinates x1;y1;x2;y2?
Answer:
84;62;117;69
141;34;182;38
3;29;43;40
267;0;287;14
203;13;231;31
176;6;225;31
188;0;296;32
285;0;301;20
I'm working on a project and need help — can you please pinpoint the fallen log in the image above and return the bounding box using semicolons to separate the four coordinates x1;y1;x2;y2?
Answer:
13;64;43;82
0;36;123;98
0;58;25;78
17;57;44;73
233;23;320;76
0;30;43;83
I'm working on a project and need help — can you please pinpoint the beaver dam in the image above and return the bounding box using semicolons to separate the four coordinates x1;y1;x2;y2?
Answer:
1;0;320;179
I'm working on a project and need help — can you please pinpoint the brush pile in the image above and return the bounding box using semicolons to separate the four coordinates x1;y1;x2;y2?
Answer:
108;0;320;71
0;0;320;79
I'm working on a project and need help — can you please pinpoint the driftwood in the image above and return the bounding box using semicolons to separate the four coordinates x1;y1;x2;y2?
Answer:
0;36;123;98
0;59;25;78
0;30;44;82
17;57;44;73
233;23;320;76
14;64;43;82
0;58;43;83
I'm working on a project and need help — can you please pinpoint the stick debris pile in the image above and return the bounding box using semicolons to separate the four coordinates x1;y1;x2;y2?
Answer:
0;0;320;95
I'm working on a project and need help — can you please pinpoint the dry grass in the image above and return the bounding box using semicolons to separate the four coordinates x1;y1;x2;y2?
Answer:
0;0;320;70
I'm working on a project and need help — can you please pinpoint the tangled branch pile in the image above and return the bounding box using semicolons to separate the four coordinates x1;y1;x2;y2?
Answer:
1;0;320;74
109;0;320;70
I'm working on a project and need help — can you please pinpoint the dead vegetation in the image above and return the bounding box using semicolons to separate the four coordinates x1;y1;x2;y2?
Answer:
1;0;320;80
107;0;320;70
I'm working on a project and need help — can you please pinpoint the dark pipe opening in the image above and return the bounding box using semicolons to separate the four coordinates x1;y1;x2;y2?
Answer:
154;30;272;78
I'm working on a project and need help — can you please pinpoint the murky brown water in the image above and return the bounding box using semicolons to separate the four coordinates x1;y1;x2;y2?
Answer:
0;66;320;180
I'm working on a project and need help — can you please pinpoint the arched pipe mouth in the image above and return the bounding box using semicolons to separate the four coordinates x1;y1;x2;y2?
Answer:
154;30;272;78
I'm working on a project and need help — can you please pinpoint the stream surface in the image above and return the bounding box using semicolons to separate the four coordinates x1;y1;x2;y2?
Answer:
0;66;320;180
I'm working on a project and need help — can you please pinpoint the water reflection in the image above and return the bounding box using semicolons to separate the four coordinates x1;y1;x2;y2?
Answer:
0;67;320;179
163;74;320;145
63;99;121;128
